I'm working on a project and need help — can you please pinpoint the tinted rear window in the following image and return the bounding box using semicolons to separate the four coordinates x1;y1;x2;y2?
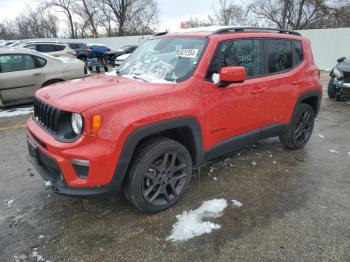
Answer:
37;44;56;52
54;45;65;51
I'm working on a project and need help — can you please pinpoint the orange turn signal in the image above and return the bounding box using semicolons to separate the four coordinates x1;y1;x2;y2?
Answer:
92;115;101;133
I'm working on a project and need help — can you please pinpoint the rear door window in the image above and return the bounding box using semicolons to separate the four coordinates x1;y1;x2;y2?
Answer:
0;54;36;73
265;39;293;74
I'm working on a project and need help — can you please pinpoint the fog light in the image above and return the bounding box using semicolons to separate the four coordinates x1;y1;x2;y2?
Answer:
71;159;90;178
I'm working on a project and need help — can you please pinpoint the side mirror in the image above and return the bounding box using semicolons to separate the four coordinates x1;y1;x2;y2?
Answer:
337;57;346;63
213;66;246;86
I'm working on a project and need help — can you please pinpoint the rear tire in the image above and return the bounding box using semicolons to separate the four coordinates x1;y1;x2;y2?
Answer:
279;103;315;149
123;137;193;214
328;78;336;98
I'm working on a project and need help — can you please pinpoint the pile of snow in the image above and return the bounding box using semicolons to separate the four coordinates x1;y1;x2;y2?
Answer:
328;149;339;154
0;106;33;118
167;199;227;242
232;200;242;208
4;199;15;207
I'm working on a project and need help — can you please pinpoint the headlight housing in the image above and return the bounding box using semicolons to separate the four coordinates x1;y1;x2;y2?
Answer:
71;113;83;135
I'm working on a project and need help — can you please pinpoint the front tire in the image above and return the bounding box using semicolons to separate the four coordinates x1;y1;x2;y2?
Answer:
124;137;193;213
328;78;336;99
279;104;315;149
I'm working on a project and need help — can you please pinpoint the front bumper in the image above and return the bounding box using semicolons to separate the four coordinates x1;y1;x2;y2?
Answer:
334;79;350;99
26;119;123;197
27;135;120;197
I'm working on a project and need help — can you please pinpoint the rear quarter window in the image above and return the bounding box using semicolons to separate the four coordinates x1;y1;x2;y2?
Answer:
293;40;304;66
54;45;65;51
37;44;56;53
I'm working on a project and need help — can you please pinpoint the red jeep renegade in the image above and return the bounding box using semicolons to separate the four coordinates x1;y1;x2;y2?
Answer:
27;27;322;213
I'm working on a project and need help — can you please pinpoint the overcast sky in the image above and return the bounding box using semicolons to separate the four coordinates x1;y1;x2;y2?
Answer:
0;0;215;31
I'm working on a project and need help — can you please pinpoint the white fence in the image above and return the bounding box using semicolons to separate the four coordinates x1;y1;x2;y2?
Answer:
298;27;350;70
2;27;350;70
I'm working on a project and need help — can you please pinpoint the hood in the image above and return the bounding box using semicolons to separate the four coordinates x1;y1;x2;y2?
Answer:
35;74;175;112
336;57;350;73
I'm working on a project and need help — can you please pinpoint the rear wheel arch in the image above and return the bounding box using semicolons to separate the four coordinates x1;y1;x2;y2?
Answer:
112;117;204;191
42;79;64;87
293;89;321;119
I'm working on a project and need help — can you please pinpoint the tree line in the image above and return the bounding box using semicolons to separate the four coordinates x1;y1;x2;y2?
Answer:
1;0;350;40
185;0;350;30
0;0;158;39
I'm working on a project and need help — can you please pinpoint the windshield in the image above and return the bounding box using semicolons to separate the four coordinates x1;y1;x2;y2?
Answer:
117;37;208;83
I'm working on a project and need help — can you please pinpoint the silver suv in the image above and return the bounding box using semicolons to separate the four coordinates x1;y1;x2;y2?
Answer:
22;41;76;58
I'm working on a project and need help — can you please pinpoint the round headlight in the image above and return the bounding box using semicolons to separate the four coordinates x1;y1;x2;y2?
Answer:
71;113;83;135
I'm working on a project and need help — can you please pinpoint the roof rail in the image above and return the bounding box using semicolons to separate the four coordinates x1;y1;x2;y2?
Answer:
213;27;301;36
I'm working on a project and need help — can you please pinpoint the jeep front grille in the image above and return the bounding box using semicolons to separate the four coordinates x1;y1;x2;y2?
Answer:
33;98;61;135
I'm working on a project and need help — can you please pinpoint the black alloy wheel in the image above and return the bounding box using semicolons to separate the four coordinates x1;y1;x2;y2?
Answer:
279;103;315;149
124;137;193;213
142;151;188;206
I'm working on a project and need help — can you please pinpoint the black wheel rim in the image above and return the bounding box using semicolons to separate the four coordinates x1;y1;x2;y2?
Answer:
142;151;188;206
294;110;313;144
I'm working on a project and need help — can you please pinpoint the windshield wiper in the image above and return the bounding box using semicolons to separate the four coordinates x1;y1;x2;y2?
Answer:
132;75;150;83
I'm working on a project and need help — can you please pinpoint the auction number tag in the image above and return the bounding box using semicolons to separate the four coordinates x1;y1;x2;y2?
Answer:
176;49;199;58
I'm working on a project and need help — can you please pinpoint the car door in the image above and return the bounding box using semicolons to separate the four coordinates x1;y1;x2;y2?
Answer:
257;39;299;128
0;54;44;104
203;38;267;148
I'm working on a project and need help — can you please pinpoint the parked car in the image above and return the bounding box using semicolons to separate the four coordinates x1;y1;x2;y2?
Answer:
108;45;138;66
0;48;88;107
86;43;111;57
114;53;130;67
67;42;93;62
22;41;76;58
27;27;322;213
328;57;350;100
0;41;16;47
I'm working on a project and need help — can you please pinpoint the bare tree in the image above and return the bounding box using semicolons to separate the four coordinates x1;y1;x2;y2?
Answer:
100;0;158;36
73;0;99;37
248;0;330;29
182;16;217;28
44;0;77;38
211;0;246;26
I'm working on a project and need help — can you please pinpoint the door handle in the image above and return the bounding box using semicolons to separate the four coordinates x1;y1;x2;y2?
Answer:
250;87;266;94
292;80;303;86
33;72;41;76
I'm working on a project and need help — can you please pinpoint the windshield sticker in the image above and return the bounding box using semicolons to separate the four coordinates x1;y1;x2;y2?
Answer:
176;49;199;58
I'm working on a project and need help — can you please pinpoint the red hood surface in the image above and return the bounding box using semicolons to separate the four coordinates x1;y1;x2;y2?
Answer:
36;75;175;112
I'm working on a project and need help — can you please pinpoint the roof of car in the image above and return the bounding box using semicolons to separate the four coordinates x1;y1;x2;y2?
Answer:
25;41;66;45
155;26;302;38
0;47;47;55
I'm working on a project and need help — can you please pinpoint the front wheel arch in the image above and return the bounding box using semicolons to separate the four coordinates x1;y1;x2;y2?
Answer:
111;117;204;192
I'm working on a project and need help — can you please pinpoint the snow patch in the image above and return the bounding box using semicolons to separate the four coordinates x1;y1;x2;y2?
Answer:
167;199;228;242
4;199;15;207
232;200;242;208
328;149;339;154
0;107;33;118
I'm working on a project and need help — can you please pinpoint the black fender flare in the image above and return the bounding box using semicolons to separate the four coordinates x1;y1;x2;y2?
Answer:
110;116;204;192
292;89;322;120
